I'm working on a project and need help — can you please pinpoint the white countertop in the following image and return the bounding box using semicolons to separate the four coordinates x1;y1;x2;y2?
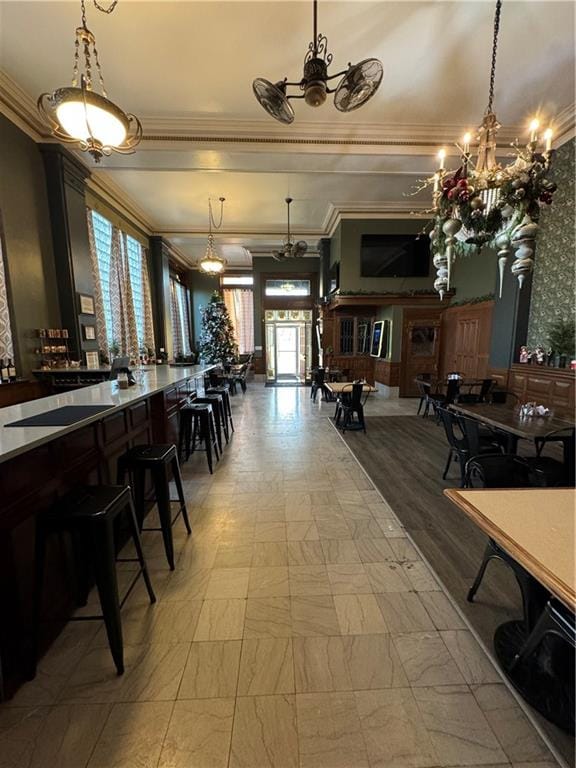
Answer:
0;364;215;464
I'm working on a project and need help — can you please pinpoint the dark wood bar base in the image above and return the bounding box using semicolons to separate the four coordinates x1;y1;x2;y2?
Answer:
0;374;198;698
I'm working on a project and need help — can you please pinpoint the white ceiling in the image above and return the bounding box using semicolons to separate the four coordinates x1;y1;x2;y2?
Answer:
1;0;574;266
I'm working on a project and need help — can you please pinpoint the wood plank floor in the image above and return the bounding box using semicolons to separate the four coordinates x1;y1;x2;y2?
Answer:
341;413;575;767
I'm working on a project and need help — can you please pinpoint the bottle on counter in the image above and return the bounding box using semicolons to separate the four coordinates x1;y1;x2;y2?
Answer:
7;358;16;382
0;360;9;384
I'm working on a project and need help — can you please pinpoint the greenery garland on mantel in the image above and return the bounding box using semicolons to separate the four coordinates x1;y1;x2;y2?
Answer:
449;293;495;307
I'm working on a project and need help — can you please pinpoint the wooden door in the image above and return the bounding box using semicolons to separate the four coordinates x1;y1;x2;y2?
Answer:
439;301;494;380
400;308;443;396
454;319;480;378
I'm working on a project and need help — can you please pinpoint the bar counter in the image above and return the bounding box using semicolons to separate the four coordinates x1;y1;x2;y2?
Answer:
0;364;215;697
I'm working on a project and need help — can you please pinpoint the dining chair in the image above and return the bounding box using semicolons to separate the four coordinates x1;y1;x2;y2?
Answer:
488;389;519;405
310;368;325;402
415;378;430;416
337;383;369;433
457;378;496;404
438;408;502;487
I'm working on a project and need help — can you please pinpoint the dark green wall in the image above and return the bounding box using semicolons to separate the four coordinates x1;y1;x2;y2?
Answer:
376;305;403;362
189;270;218;347
0;115;60;376
527;139;575;348
448;249;498;303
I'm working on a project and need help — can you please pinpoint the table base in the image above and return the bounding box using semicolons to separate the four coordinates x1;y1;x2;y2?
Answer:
494;620;575;734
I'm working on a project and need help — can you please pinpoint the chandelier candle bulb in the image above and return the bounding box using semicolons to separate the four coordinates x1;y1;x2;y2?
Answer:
463;133;472;154
437;148;446;170
544;128;553;152
529;118;539;144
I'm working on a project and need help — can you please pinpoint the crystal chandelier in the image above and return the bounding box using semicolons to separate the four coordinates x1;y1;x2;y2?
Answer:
37;0;142;162
199;198;227;275
272;198;308;261
424;0;557;300
253;0;383;124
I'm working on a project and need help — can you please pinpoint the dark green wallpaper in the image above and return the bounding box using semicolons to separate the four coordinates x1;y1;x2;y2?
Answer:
527;139;575;347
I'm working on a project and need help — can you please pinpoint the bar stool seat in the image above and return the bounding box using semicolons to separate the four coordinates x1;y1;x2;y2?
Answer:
35;485;156;676
117;444;191;570
194;393;227;449
206;386;234;435
179;403;220;474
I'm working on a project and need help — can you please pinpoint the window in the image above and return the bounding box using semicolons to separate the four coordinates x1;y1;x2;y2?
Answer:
0;224;14;363
221;275;254;286
223;288;254;354
170;277;192;355
337;316;374;356
265;279;310;297
89;210;155;356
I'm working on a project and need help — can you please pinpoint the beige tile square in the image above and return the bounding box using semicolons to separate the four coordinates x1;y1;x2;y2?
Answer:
244;597;292;638
193;599;246;641
343;634;408;689
321;539;360;564
255;508;287;523
230;694;299;768
248;566;290;597
294;636;353;692
412;685;507;766
316;516;351;540
339;502;374;521
287;521;320;540
178;641;241;699
393;632;465;687
401;562;441;592
355;688;437;768
60;643;190;703
205;568;250;599
288;541;326;565
471;684;552;763
238;638;294;695
297;691;369;768
335;490;364;505
376;593;435;634
389;538;421;562
159;698;234;768
291;595;341;636
334;594;389;635
356;538;396;562
419;591;466;630
213;543;254;568
364;562;412;593
376;519;406;538
150;567;211;603
254;522;287;541
345;518;384;539
285;504;314;522
326;564;372;594
441;631;502;684
252;541;289;567
88;701;172;768
0;705;109;768
289;566;331;596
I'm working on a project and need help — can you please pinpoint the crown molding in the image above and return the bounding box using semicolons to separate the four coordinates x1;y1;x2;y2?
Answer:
0;70;49;140
87;171;157;235
323;201;430;237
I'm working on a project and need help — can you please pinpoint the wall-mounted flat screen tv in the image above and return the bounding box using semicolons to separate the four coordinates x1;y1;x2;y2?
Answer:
360;235;430;278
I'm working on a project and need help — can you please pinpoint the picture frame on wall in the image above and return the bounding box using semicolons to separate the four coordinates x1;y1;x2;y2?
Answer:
82;325;96;340
79;294;95;315
85;351;99;369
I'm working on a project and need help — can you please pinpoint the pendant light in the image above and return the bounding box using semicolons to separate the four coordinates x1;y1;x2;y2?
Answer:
37;0;142;162
253;0;383;124
199;198;227;275
272;198;308;261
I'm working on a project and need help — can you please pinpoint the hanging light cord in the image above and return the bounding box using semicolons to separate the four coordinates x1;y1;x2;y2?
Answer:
486;0;502;114
286;198;292;243
208;198;226;236
73;0;107;95
92;0;119;13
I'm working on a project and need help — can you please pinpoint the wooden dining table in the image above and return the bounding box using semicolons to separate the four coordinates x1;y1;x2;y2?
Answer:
324;382;377;395
445;487;575;732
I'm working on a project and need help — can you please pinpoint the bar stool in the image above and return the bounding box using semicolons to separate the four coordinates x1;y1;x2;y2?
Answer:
117;445;191;570
193;393;228;450
206;386;234;435
35;485;156;675
179;403;220;474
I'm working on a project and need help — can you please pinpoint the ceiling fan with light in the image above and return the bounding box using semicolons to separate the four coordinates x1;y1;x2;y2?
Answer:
253;0;383;124
272;198;308;262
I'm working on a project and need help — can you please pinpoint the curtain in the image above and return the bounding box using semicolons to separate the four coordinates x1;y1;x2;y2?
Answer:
0;234;14;362
170;277;191;356
140;248;156;353
86;209;109;360
223;288;254;354
170;279;183;355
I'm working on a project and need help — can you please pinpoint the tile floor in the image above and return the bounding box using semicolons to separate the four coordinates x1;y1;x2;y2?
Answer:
0;386;561;768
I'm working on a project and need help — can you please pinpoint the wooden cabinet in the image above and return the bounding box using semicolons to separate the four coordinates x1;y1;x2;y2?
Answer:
400;308;444;396
507;364;575;417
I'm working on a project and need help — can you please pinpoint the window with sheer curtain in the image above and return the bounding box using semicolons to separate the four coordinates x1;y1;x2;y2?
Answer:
170;277;192;355
0;229;14;363
88;210;155;358
223;287;254;355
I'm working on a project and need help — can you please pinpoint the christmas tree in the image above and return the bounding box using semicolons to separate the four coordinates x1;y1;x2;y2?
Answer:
199;291;238;365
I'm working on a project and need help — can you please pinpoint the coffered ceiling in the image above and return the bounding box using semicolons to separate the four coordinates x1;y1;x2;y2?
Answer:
1;0;574;267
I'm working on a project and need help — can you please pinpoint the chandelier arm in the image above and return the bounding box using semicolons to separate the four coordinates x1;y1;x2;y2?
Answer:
286;94;306;101
324;69;348;82
486;0;502;114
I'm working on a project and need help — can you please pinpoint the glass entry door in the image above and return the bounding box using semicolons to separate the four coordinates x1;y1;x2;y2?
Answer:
275;325;299;379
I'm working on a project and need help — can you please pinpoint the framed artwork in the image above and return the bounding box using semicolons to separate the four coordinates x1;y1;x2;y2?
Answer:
79;294;95;315
82;325;96;340
85;351;99;369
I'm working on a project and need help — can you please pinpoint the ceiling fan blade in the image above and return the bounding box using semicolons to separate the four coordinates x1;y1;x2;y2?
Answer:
252;78;295;124
334;58;383;113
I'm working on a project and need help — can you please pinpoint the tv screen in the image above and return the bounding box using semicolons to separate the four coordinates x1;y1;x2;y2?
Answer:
360;235;430;278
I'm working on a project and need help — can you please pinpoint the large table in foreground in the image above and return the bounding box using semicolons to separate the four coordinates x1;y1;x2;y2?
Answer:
0;364;214;697
444;487;575;731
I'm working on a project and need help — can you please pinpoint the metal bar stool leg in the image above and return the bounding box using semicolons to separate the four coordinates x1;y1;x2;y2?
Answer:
92;518;124;675
125;495;156;604
152;467;176;570
202;412;214;474
171;456;192;535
